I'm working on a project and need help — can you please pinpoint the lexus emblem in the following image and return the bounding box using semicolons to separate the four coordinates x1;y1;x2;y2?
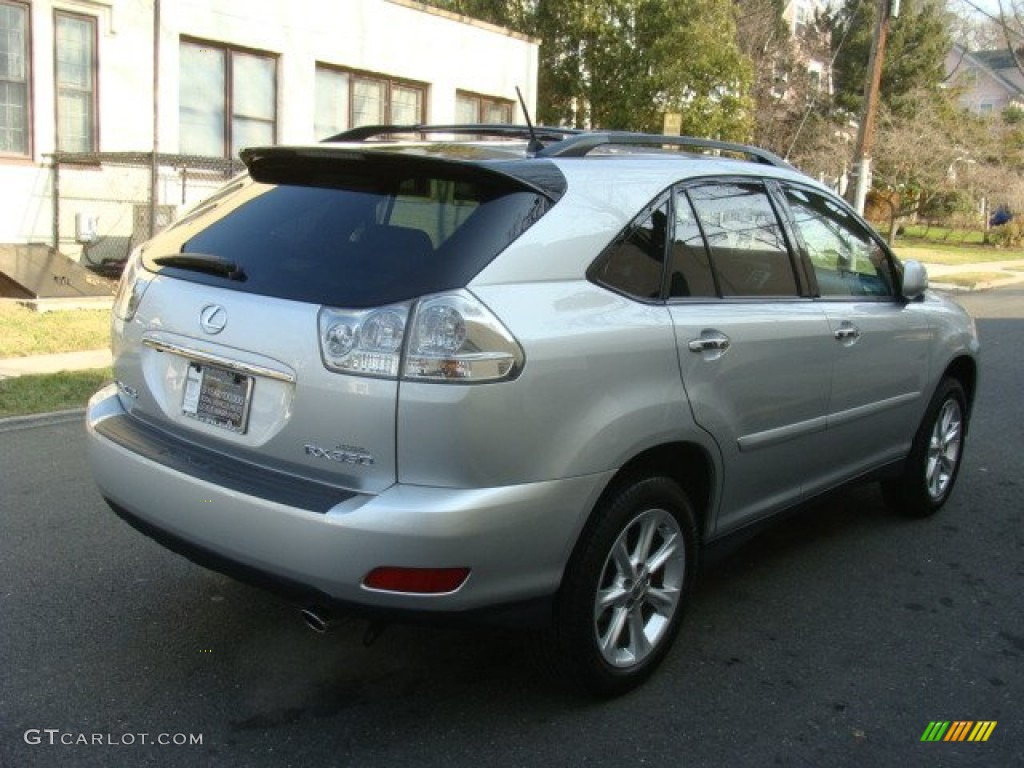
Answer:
199;304;228;335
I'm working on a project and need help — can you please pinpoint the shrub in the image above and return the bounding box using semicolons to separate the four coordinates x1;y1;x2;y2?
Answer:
989;218;1024;248
919;190;973;220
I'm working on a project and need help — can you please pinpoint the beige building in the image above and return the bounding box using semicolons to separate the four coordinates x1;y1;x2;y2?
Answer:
945;44;1024;116
0;0;538;262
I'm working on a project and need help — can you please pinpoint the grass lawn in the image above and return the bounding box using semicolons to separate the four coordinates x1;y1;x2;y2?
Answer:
893;243;1024;265
899;225;988;245
0;304;111;357
0;368;112;418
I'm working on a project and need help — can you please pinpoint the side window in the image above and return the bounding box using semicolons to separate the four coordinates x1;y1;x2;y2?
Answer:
783;186;895;297
669;190;717;298
687;183;798;297
591;203;668;300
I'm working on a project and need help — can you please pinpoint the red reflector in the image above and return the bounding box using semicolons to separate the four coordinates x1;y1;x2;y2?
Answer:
363;567;471;594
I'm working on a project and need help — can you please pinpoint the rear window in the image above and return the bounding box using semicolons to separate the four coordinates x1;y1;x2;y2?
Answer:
142;161;553;307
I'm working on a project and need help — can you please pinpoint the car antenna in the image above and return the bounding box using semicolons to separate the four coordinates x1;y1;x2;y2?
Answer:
516;86;543;154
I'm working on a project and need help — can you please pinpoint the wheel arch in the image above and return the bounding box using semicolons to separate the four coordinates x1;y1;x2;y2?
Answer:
942;354;978;422
588;441;716;545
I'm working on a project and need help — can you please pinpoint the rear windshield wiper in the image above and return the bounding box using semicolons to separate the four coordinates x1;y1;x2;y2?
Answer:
153;253;247;281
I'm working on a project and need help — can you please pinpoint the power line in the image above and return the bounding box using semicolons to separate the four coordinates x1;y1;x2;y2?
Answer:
956;0;1024;42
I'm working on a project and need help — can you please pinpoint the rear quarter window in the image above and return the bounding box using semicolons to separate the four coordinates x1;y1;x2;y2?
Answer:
589;202;669;300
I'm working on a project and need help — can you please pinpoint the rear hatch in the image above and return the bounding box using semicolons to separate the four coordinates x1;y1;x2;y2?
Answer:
111;146;561;494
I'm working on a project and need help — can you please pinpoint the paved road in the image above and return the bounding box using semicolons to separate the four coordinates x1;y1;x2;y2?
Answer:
1;288;1022;767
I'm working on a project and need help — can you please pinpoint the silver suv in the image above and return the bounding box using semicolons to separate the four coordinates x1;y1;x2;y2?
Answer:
86;126;979;694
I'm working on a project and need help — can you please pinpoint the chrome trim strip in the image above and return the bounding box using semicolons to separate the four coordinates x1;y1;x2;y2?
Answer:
827;392;920;429
142;339;296;384
738;391;921;452
738;415;828;452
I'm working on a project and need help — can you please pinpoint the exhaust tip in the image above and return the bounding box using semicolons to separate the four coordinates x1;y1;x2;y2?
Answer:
300;606;331;634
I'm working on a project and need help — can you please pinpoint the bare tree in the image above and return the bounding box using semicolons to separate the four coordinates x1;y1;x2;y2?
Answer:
947;1;1005;52
995;0;1024;76
870;90;965;240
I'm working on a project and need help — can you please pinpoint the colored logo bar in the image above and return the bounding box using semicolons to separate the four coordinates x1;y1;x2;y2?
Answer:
921;721;997;742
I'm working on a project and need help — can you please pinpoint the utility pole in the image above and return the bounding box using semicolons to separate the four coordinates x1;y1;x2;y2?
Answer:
848;0;895;216
150;0;161;238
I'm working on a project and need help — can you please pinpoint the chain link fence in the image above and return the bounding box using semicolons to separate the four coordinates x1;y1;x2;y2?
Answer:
49;152;245;277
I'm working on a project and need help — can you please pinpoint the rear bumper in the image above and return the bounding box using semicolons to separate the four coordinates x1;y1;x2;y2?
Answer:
86;385;609;619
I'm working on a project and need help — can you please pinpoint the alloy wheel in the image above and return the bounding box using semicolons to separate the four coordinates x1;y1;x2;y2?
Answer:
593;508;686;668
926;398;963;501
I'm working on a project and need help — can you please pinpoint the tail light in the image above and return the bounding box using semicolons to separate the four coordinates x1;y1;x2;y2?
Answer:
112;247;151;322
318;290;523;383
363;566;471;594
319;304;410;378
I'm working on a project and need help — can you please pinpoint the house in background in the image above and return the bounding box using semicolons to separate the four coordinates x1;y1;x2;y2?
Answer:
945;44;1024;116
0;0;538;275
782;0;832;96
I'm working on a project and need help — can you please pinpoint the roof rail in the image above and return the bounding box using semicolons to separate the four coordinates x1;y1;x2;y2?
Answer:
323;123;582;144
536;132;796;170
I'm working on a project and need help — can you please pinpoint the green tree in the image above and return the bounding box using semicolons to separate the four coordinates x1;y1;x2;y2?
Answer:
430;0;752;137
428;0;535;29
829;0;952;117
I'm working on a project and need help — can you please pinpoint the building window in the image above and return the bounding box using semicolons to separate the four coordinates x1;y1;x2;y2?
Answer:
456;91;514;124
808;67;822;92
315;66;349;139
0;0;29;156
315;65;426;139
55;11;97;153
180;39;277;158
793;2;811;36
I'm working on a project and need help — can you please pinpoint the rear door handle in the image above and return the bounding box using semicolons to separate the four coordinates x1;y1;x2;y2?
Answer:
833;322;861;342
688;335;731;353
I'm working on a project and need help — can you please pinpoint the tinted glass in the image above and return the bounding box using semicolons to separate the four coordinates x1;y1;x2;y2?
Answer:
669;190;717;298
687;183;798;297
143;168;552;308
591;203;668;299
783;186;895;297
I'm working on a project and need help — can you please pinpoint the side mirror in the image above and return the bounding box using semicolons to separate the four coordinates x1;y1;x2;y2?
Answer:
901;259;928;300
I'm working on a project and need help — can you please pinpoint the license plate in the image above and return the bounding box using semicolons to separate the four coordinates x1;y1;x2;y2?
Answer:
182;362;253;433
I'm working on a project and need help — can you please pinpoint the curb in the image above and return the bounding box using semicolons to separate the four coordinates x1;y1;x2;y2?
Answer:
0;408;85;432
928;275;1024;294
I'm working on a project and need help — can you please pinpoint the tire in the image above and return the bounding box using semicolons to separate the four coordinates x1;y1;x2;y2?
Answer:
547;476;698;696
882;377;968;518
